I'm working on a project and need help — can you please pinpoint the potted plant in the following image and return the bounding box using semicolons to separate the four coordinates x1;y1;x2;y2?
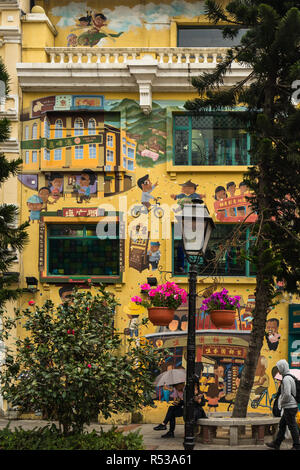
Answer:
201;288;241;329
131;282;188;326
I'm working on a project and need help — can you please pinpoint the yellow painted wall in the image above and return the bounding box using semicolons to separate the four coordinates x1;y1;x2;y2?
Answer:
6;0;300;423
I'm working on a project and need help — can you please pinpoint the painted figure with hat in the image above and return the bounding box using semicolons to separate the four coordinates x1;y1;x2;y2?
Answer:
147;241;161;271
27;194;43;223
171;180;205;202
137;174;158;210
123;301;146;338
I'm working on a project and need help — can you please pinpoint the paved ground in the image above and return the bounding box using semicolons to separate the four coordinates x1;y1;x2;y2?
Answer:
0;418;294;451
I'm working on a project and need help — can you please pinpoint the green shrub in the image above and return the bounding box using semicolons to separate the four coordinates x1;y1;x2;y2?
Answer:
0;425;144;450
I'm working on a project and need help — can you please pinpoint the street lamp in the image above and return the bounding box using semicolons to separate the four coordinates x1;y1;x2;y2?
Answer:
176;199;215;451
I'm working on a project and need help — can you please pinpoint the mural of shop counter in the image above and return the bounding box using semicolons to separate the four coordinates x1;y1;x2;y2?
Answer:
146;329;252;410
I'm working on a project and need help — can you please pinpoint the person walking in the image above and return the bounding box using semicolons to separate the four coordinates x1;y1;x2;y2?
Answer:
266;359;300;450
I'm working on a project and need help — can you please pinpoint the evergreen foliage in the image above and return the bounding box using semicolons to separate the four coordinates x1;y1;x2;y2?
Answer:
185;1;300;417
0;59;29;308
0;287;166;435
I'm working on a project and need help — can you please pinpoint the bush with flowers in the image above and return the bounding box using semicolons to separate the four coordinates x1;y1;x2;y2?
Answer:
132;282;188;310
201;288;241;312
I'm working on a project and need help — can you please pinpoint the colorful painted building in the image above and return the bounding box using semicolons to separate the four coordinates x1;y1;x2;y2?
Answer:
1;0;300;422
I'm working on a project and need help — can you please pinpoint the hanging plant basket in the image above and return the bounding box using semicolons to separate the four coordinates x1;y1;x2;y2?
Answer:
148;307;175;326
210;309;236;329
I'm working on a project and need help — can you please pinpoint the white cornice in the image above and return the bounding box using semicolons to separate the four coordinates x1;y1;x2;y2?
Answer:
21;13;57;36
0;139;19;154
17;47;252;113
0;26;21;44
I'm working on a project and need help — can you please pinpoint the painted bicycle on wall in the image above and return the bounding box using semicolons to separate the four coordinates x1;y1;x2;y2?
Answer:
130;197;164;219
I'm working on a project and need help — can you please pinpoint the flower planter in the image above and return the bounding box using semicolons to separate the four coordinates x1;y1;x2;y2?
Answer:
210;309;236;329
148;307;175;326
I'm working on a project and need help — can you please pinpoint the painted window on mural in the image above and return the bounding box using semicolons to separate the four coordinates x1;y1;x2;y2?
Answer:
44;149;50;161
173;114;251;166
55;119;63;138
173;223;256;277
25;151;29;164
54;148;62;161
74;117;84;136
107;134;114;147
47;224;120;277
44;118;50;139
32;151;37;163
107;149;114;162
75;145;84;159
89;144;97;159
24;125;29;140
32;123;38;140
88;118;96;135
177;26;248;47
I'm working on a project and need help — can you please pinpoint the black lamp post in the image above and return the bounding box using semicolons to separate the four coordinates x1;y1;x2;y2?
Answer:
176;200;215;451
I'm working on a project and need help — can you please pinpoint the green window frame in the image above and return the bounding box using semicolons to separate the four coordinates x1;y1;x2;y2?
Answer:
173;113;252;166
173;223;256;277
47;223;120;278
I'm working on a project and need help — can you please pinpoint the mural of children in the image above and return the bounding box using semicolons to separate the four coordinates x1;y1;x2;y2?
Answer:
171;180;205;202
265;318;281;351
74;169;96;203
59;285;74;305
226;181;237;216
27;194;43;223
38;186;54;210
137;174;158;210
48;173;64;202
206;383;219;412
123;302;146;339
147;241;161;271
91;13;108;32
214;185;227;219
67;34;78;47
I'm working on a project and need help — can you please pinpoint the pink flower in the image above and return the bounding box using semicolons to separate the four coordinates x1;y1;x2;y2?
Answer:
87;364;92;368
28;300;35;306
131;296;142;303
140;283;151;290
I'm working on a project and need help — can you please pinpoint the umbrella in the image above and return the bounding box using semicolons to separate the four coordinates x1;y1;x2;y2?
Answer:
155;368;186;387
275;369;300;381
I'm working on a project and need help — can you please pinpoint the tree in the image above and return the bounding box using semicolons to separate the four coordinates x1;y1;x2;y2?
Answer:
185;1;300;417
0;287;166;435
0;58;29;309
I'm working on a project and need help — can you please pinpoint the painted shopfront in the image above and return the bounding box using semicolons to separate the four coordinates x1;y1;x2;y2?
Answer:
11;0;300;422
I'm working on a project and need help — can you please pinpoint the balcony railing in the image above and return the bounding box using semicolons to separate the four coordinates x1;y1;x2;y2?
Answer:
46;46;232;66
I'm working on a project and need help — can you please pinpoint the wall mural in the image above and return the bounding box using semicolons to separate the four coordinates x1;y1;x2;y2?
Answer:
49;0;207;47
19;92;287;416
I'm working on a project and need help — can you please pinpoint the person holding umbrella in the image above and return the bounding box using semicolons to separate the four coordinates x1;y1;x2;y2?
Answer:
153;372;207;438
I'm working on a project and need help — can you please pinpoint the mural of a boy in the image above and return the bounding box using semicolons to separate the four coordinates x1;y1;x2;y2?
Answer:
137;174;158;210
171;180;205;201
147;241;161;271
74;169;96;203
27;194;43;223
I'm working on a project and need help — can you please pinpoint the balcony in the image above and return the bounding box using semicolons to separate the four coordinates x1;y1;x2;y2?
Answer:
17;46;251;114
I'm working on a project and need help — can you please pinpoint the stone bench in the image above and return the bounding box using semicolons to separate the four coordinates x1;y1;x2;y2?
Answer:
197;413;281;446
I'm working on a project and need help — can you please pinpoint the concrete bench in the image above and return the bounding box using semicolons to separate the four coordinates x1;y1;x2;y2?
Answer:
197;413;280;446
